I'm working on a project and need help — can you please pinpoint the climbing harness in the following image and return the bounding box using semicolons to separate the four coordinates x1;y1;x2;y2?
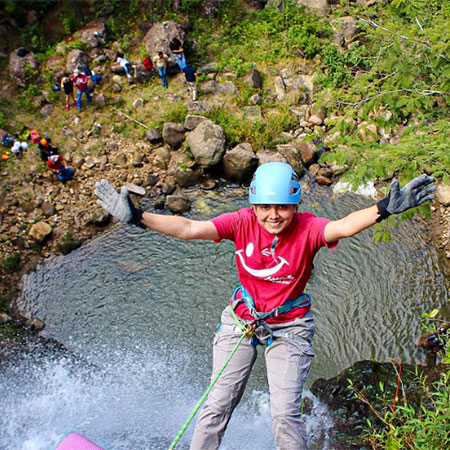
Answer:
168;316;255;449
231;285;311;346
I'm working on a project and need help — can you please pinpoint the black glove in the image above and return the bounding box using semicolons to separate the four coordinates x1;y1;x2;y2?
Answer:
376;174;436;222
94;179;145;228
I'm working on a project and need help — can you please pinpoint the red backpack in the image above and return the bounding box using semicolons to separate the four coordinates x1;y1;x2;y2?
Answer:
142;56;153;71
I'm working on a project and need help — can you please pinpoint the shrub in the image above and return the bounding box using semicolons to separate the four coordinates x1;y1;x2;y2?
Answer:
2;253;20;273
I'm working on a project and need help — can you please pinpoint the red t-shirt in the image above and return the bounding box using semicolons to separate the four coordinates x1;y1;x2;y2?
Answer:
74;74;88;91
212;207;338;323
47;154;63;171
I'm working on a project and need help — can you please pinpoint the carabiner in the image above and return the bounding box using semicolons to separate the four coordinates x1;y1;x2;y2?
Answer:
244;323;255;339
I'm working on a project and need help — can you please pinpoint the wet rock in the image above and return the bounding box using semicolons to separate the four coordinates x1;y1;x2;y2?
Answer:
316;174;333;186
161;183;176;195
223;143;258;182
25;317;45;332
187;120;226;168
311;359;445;445
163;122;185;149
9;47;41;87
175;167;203;188
28;222;52;243
167;195;191;214
58;238;82;255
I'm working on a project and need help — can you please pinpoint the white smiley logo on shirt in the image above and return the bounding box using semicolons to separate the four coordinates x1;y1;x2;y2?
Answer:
236;243;288;278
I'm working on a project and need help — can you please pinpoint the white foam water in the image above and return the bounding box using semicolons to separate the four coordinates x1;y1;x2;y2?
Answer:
0;344;332;450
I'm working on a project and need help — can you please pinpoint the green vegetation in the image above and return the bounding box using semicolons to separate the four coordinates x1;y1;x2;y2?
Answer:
353;309;450;449
352;368;450;450
1;253;20;273
314;0;450;185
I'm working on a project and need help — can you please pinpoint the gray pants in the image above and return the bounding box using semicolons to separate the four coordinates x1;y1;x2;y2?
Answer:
190;307;315;450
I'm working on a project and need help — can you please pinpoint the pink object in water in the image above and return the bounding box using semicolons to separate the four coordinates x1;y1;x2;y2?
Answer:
55;433;104;450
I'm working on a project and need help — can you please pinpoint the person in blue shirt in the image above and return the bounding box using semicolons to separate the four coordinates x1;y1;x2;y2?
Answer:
183;65;197;100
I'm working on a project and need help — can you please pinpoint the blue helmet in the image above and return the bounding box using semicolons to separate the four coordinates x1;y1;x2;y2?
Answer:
249;162;301;204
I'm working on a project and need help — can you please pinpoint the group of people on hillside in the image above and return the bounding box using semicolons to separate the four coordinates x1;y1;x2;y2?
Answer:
59;38;198;111
38;137;74;182
152;37;198;100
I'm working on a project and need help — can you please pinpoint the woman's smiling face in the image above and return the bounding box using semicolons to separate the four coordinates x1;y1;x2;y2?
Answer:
252;204;297;235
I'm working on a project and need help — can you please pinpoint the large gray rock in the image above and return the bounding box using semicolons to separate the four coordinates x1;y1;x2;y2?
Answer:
134;64;152;83
184;114;208;131
163;122;185;149
9;48;41;87
296;139;317;165
276;144;304;176
146;127;162;144
66;49;90;73
175;166;203;188
216;81;238;96
78;22;107;48
167;195;191;214
223;143;258;182
144;21;185;60
187;120;226;168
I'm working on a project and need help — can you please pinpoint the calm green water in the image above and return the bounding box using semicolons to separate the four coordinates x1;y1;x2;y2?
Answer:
5;185;449;449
